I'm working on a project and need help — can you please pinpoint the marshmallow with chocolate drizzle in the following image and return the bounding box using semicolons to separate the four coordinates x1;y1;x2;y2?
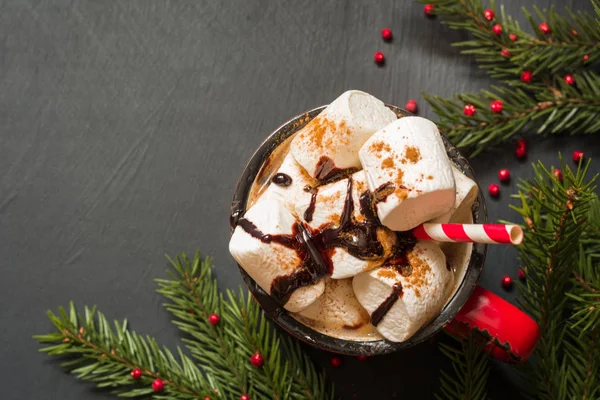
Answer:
290;90;397;180
229;195;326;312
359;116;456;231
295;171;399;279
260;152;319;213
352;241;454;342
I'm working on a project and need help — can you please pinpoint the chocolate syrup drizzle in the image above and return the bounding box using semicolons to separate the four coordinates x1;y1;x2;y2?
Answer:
238;175;417;316
272;173;292;187
314;156;358;183
371;283;403;326
304;192;318;222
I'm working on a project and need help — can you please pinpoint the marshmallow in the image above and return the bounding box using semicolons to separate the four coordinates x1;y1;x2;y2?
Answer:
290;90;397;180
296;278;371;330
358;116;456;231
295;171;397;279
229;196;325;312
352;241;454;342
430;165;478;224
262;153;319;213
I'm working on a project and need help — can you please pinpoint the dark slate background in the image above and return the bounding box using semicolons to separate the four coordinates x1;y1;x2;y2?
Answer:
1;0;598;399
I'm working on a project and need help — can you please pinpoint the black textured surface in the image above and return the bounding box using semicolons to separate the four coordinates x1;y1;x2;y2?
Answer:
1;1;598;399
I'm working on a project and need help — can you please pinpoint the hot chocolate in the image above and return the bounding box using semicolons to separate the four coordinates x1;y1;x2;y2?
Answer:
229;91;478;342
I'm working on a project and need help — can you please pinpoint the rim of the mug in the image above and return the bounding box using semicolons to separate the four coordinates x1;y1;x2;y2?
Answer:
230;105;488;355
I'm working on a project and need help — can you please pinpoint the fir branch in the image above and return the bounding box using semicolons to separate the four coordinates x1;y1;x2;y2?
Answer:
34;303;212;399
425;72;600;156
436;326;490;400
563;219;600;399
417;0;600;77
416;0;600;156
156;252;335;400
35;252;335;400
511;157;599;399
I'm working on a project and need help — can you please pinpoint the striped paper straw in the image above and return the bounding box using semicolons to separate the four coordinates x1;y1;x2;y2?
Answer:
413;223;523;245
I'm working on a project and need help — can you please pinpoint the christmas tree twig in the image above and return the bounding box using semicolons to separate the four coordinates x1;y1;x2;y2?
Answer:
416;0;600;156
435;156;599;399
436;326;490;400
35;252;335;400
34;304;212;398
510;157;599;399
419;0;600;78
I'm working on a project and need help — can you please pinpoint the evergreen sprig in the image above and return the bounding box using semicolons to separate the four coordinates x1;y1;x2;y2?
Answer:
425;71;600;155
436;326;490;400
511;157;598;398
416;0;600;156
435;156;600;400
419;0;600;78
35;252;335;400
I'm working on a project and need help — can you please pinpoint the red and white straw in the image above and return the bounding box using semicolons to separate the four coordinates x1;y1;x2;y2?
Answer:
413;223;523;245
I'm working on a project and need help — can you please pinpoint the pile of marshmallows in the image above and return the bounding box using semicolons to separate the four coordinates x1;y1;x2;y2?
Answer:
230;91;479;342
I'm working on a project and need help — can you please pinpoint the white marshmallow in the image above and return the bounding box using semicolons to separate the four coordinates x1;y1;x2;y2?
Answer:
296;278;371;330
358;116;456;231
430;165;478;224
352;241;454;342
262;153;319;213
229;196;325;312
295;171;397;279
290;90;397;180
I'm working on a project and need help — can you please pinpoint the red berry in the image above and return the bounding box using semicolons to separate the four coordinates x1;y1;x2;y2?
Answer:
502;276;513;289
152;379;165;392
564;74;575;85
498;169;511;182
515;146;527;160
484;9;495;21
583;54;590;62
424;4;435;17
240;395;250;400
539;22;550;34
488;183;500;197
518;269;526;280
490;100;503;113
205;398;211;400
492;24;503;35
208;313;220;325
463;104;476;116
501;49;511;57
573;150;584;163
331;356;342;368
516;139;527;149
130;368;142;380
572;29;578;36
374;51;385;65
357;355;369;361
381;28;393;41
250;352;264;368
405;100;418;113
553;168;563;181
509;33;518;41
521;70;533;83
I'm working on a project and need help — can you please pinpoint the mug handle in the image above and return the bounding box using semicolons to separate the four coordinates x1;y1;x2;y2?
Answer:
445;285;540;363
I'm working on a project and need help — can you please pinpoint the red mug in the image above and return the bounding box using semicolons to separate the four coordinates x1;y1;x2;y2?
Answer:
230;105;539;362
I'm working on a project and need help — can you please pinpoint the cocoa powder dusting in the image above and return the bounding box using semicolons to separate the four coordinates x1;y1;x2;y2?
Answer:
302;116;337;148
381;157;395;169
405;146;422;164
404;250;431;297
370;141;391;153
377;269;397;280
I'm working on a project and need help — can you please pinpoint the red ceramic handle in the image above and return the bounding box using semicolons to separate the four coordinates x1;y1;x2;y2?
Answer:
446;285;540;363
